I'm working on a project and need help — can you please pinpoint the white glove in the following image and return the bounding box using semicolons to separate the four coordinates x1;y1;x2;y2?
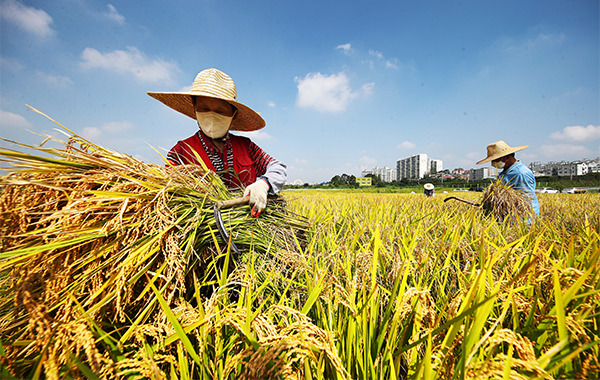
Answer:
243;178;270;217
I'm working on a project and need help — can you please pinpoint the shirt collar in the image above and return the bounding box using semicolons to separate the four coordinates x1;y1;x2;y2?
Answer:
501;160;521;174
197;130;230;154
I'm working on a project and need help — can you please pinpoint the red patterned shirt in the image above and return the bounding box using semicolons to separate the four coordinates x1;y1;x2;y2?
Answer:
167;130;274;189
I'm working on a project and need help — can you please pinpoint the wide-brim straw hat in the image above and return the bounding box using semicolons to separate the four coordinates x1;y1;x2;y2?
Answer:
147;68;265;132
476;140;528;165
424;183;434;190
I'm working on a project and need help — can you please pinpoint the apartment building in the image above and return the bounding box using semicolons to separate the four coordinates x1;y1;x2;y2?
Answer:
396;154;443;180
529;158;597;177
470;167;497;180
556;162;588;177
361;166;398;182
430;159;443;175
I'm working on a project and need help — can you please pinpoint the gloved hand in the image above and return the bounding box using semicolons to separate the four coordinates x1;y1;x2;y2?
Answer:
243;178;270;217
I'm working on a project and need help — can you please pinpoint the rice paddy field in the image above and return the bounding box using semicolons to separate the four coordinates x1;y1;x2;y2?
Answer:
0;119;599;379
280;190;600;379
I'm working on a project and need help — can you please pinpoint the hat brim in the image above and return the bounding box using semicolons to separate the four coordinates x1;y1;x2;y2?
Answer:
147;92;265;132
476;145;528;165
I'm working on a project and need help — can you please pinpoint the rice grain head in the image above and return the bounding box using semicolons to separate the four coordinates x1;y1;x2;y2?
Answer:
481;181;533;222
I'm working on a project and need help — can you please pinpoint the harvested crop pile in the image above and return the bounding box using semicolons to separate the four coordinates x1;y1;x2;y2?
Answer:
0;109;310;378
443;181;534;223
481;180;533;221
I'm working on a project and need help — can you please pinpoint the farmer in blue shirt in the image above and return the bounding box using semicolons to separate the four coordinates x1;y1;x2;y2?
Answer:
477;140;540;216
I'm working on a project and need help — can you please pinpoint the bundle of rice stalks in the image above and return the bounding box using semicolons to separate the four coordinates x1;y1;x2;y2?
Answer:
480;180;533;222
0;108;309;378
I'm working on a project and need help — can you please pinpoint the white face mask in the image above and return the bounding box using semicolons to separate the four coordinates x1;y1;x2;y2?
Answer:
492;160;505;169
196;111;233;139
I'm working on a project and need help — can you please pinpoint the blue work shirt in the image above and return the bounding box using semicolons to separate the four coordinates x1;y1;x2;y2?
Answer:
498;161;540;216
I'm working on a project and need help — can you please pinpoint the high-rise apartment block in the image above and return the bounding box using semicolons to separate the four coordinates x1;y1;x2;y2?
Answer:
470;167;497;180
361;166;398;183
430;159;443;174
396;154;443;180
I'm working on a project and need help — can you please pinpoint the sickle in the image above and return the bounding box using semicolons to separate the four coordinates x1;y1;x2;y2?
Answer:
443;196;481;207
213;196;250;258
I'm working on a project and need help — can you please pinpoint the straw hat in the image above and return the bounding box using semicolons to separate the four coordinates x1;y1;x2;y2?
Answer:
476;140;528;165
147;68;265;132
424;183;434;190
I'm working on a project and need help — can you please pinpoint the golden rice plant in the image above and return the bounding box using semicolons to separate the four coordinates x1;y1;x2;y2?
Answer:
1;109;599;379
0;108;315;379
281;190;599;379
480;180;534;222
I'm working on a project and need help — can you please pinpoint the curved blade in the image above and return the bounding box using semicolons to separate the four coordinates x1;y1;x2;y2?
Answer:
213;197;249;257
443;196;480;207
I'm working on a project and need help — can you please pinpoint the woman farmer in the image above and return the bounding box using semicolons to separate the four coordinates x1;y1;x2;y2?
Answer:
148;68;287;217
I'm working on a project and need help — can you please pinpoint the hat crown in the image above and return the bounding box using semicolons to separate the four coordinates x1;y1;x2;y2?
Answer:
190;68;237;102
476;140;528;165
147;67;265;131
486;140;511;157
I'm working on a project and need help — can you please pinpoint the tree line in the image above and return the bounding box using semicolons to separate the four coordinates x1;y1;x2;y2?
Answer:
284;172;600;190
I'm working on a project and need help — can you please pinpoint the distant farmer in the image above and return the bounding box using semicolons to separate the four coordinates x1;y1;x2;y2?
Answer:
424;183;435;197
148;68;286;217
476;140;539;216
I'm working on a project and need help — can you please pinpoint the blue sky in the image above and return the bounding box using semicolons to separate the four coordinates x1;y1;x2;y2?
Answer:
1;0;598;184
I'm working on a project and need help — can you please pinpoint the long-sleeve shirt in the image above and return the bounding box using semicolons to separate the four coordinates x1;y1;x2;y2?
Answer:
498;161;540;215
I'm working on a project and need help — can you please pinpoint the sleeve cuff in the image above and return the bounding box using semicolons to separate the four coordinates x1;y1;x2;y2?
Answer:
259;176;273;193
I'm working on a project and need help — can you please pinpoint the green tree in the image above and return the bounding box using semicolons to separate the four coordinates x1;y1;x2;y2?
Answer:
365;174;385;187
330;174;358;188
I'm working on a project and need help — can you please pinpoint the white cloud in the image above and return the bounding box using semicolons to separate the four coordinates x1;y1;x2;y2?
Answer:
397;141;416;149
525;32;566;49
177;85;193;92
457;157;478;168
367;49;403;70
385;59;399;69
496;32;566;54
105;4;125;24
236;130;272;140
36;70;73;87
0;109;32;128
295;72;371;113
519;152;536;161
361;82;375;95
561;87;584;97
81;121;134;140
82;126;102;140
465;151;481;161
336;43;353;54
80;47;178;84
550;125;600;142
0;56;24;71
369;50;383;59
101;121;134;133
359;155;377;168
0;0;55;37
294;158;308;165
535;33;566;46
267;101;276;108
537;144;592;159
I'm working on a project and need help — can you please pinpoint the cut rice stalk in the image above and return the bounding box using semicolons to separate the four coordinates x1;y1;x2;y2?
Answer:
480;180;534;222
0;111;309;378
